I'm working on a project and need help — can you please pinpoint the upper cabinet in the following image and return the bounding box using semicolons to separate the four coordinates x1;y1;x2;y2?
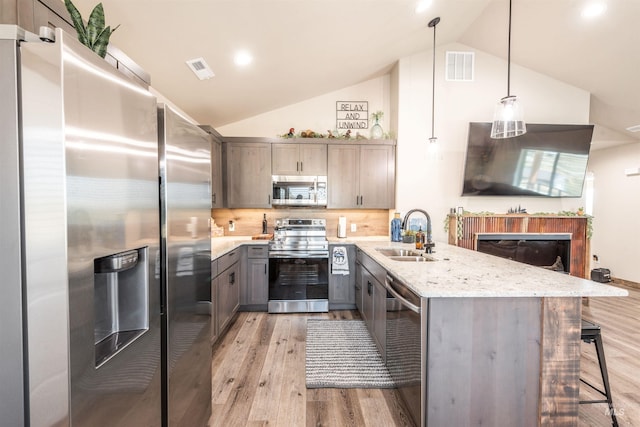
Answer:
223;142;272;208
327;143;395;209
200;125;224;208
272;143;327;175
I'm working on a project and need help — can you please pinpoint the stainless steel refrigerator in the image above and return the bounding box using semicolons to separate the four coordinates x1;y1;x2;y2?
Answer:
157;103;212;426
0;26;211;426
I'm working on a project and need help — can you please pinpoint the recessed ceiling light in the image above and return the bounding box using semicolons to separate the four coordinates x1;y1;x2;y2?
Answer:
234;51;253;67
582;2;607;18
415;0;432;14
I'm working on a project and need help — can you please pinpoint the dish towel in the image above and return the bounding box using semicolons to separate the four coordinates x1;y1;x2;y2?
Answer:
332;246;349;275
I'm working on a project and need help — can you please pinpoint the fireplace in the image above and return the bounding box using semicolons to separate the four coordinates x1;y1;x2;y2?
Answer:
475;233;571;273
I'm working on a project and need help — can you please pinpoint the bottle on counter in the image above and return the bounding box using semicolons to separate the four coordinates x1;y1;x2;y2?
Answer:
415;226;425;250
262;213;268;234
391;212;402;242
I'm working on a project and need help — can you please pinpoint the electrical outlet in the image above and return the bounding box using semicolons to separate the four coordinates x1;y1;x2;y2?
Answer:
228;221;235;232
350;223;357;232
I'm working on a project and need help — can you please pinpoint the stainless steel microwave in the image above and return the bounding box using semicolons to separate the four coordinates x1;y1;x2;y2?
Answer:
272;175;327;206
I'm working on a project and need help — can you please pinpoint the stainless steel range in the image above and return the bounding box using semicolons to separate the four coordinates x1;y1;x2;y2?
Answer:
268;218;329;313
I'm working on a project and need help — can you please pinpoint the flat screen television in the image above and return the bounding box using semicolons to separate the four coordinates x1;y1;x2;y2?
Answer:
461;123;594;197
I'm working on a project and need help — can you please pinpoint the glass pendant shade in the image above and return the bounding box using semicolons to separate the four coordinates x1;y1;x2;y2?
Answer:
490;95;526;138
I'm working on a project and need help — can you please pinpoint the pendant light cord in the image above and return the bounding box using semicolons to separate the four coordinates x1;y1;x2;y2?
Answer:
428;16;440;141
507;0;512;97
431;21;436;139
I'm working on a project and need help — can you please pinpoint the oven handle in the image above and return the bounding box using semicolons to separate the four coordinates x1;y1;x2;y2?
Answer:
269;252;329;259
385;275;421;314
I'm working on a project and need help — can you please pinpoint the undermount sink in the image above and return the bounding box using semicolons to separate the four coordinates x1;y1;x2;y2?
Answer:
376;248;422;257
388;255;436;262
376;248;436;262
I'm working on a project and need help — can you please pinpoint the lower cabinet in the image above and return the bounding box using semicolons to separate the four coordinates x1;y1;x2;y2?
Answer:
329;244;356;309
211;249;240;345
241;245;269;310
356;248;387;360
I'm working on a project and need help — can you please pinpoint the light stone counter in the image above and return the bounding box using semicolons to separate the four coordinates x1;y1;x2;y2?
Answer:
210;237;268;260
331;236;626;298
354;240;627;298
212;235;627;298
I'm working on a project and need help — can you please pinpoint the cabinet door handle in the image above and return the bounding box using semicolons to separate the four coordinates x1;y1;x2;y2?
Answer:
300;161;303;172
367;280;372;295
212;193;216;204
264;264;267;274
268;194;271;204
229;271;235;285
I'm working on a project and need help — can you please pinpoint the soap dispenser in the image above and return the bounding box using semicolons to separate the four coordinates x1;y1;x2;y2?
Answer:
391;212;402;242
415;226;425;250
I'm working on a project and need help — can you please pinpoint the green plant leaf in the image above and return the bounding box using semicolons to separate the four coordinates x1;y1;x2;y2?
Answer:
87;3;106;47
93;26;112;58
64;0;88;46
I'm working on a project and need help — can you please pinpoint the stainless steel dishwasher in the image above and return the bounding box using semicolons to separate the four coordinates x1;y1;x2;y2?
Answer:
385;274;426;427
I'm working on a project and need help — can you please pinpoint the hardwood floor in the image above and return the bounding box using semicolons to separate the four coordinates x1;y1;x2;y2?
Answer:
208;285;640;426
208;310;414;427
580;284;640;426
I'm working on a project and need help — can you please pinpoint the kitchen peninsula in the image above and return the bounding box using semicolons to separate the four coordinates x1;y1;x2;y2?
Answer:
212;237;626;426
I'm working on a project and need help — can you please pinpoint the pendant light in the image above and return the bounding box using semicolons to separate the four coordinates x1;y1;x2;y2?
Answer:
490;0;526;139
428;16;440;144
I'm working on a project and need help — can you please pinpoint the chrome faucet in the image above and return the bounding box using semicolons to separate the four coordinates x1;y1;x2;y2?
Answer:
401;209;435;252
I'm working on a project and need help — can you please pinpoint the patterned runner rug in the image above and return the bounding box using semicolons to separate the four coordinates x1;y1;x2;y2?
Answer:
305;319;394;389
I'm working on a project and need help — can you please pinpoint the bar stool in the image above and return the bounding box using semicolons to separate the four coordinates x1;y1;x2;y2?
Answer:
580;319;618;427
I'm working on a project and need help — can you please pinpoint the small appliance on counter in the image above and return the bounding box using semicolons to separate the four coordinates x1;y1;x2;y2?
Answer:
337;216;347;238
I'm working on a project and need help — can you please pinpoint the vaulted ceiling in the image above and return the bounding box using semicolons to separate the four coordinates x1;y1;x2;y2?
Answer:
69;0;640;148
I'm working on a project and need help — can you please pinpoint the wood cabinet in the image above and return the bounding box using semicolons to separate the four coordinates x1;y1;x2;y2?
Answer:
327;143;395;209
213;249;240;342
356;249;387;359
328;244;356;309
272;143;327;175
241;245;269;310
223;142;271;208
210;138;223;208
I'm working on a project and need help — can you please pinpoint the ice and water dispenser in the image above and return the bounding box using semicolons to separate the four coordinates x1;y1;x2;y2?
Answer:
93;247;149;367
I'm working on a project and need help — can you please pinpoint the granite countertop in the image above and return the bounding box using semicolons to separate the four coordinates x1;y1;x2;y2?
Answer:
211;235;628;299
355;240;628;299
210;237;268;259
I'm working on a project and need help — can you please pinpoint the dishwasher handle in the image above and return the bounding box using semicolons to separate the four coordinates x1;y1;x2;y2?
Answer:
385;274;421;314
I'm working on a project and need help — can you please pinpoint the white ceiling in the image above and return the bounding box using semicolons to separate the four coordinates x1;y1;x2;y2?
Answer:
69;0;640;148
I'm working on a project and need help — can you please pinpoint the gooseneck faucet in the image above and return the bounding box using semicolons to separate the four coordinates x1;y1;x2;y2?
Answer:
401;209;435;252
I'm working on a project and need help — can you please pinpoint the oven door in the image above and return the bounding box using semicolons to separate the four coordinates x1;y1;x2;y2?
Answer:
268;253;329;313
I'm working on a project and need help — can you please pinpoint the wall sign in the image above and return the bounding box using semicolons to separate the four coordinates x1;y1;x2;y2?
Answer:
336;101;368;130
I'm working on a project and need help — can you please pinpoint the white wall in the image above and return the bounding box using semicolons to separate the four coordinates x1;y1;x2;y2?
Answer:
588;143;640;282
396;42;591;242
216;42;592;242
218;76;391;138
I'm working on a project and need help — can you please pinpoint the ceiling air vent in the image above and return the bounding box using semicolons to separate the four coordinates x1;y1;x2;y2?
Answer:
186;57;215;80
626;124;640;132
446;51;474;82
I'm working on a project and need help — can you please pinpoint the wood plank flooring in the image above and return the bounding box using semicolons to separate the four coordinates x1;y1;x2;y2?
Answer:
208;285;640;426
208;310;414;427
580;284;640;426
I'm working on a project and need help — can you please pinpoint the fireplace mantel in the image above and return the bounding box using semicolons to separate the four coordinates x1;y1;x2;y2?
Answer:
447;214;590;278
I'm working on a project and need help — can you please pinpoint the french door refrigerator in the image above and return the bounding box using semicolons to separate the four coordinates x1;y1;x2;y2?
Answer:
0;26;211;426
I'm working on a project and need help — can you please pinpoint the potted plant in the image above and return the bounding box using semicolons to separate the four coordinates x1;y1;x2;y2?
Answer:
64;0;120;58
370;111;384;139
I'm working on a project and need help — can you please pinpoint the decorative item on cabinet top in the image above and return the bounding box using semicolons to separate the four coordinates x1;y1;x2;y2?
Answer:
64;0;120;58
279;128;372;140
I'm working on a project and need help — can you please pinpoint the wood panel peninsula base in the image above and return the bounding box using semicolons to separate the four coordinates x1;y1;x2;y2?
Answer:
351;240;626;427
425;296;580;425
